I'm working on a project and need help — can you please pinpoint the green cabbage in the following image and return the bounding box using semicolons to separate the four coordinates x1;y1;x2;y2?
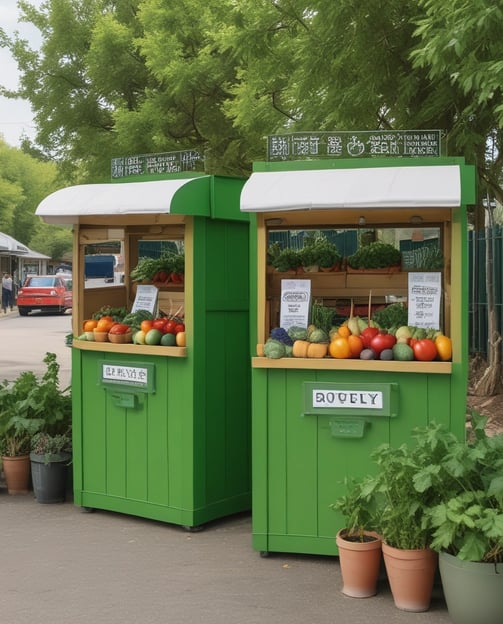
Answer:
263;339;287;359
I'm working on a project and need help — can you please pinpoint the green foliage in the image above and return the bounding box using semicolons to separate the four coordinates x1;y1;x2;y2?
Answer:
0;353;71;457
271;247;301;272
331;476;378;541
420;413;503;563
348;242;401;270
372;303;409;331
31;431;72;464
300;233;341;268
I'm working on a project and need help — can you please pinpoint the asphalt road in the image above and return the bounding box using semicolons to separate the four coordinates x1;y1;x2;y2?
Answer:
0;308;72;388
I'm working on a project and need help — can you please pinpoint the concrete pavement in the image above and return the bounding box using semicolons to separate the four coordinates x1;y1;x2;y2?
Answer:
1;306;451;623
0;493;452;624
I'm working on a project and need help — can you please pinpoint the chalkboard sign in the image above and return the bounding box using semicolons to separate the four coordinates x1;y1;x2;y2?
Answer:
111;149;205;179
267;130;442;161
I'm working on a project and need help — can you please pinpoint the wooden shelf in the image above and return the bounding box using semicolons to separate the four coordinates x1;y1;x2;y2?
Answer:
251;356;451;374
73;339;187;357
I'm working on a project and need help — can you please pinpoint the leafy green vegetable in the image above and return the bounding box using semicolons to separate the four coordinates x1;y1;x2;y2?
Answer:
372;303;408;331
348;241;401;269
263;339;287;359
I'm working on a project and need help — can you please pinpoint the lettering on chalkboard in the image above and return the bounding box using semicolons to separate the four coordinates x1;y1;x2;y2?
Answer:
111;150;205;179
267;130;442;161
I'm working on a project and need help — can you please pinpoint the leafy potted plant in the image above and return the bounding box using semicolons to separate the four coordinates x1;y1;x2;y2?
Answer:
0;352;71;495
30;431;72;503
272;247;301;273
416;413;503;624
331;476;382;598
347;241;401;272
0;368;44;493
346;429;445;612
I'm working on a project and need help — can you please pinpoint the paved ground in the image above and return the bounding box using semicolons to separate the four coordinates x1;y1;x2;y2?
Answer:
1;306;451;624
0;492;452;624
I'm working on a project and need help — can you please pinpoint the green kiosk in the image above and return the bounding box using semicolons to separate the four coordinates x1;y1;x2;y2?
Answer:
240;148;476;556
36;163;251;529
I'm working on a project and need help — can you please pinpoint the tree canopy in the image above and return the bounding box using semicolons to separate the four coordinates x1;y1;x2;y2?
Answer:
1;0;502;201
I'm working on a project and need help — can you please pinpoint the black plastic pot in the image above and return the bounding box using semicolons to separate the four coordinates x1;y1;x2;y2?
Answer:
30;452;71;503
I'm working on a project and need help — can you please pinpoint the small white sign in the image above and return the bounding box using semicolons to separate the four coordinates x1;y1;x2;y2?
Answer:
408;272;442;329
102;364;149;386
313;389;383;409
131;284;158;315
280;279;311;330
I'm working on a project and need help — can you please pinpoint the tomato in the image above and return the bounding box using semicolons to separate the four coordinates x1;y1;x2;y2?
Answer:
328;336;351;359
153;318;167;331
360;327;379;348
174;323;185;334
412;338;437;361
140;319;154;333
157;271;169;283
435;335;452;361
109;323;130;335
370;332;396;356
164;319;177;334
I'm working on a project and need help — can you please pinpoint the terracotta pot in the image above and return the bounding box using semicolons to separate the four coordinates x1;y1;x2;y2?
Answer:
2;455;31;494
382;542;437;612
336;529;382;598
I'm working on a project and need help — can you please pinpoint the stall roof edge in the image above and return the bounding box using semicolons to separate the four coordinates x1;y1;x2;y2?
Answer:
35;176;216;224
240;161;474;213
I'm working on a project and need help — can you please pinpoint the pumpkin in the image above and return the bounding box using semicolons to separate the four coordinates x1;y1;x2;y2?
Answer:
307;342;328;358
292;340;310;358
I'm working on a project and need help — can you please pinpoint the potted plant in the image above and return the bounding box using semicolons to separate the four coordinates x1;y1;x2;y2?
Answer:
315;236;342;271
0;352;71;494
347;241;401;272
272;247;301;273
417;413;503;624
0;368;44;493
30;431;72;503
349;431;444;612
331;476;382;598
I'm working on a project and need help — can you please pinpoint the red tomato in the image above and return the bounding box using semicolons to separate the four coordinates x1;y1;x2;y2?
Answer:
370;332;396;356
152;318;167;331
174;323;185;334
109;323;130;335
360;327;379;348
164;319;177;334
412;338;437;361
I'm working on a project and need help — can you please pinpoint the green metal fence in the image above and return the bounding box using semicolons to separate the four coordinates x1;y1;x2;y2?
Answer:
469;225;503;357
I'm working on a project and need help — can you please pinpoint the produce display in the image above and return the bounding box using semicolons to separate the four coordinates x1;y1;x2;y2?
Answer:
76;307;186;347
261;301;452;362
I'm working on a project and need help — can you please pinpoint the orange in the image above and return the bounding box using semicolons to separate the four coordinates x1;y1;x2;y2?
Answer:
96;317;115;332
348;334;364;358
140;319;154;333
329;336;351;359
337;325;351;338
83;319;98;332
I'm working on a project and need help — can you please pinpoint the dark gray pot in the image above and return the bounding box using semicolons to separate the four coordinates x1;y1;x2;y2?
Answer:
30;452;72;504
439;551;503;624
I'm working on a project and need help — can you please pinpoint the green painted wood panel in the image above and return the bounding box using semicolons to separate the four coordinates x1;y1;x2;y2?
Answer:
253;367;457;556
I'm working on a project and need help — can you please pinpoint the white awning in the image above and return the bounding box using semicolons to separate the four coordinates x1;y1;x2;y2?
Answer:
240;165;461;212
36;177;209;224
0;232;29;255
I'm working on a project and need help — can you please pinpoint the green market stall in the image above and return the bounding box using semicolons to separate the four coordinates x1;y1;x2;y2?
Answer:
36;172;251;528
240;155;476;556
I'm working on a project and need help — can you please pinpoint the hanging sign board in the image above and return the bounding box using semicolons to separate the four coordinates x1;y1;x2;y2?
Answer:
267;130;441;161
407;272;442;329
111;149;204;179
131;284;158;315
280;279;311;330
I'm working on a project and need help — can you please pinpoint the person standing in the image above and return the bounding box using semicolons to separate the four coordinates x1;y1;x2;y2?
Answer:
2;273;13;313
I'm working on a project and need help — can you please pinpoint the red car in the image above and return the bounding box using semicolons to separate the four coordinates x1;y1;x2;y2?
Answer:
16;275;72;316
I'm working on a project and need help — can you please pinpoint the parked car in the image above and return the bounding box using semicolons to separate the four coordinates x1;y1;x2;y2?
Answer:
16;275;72;316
